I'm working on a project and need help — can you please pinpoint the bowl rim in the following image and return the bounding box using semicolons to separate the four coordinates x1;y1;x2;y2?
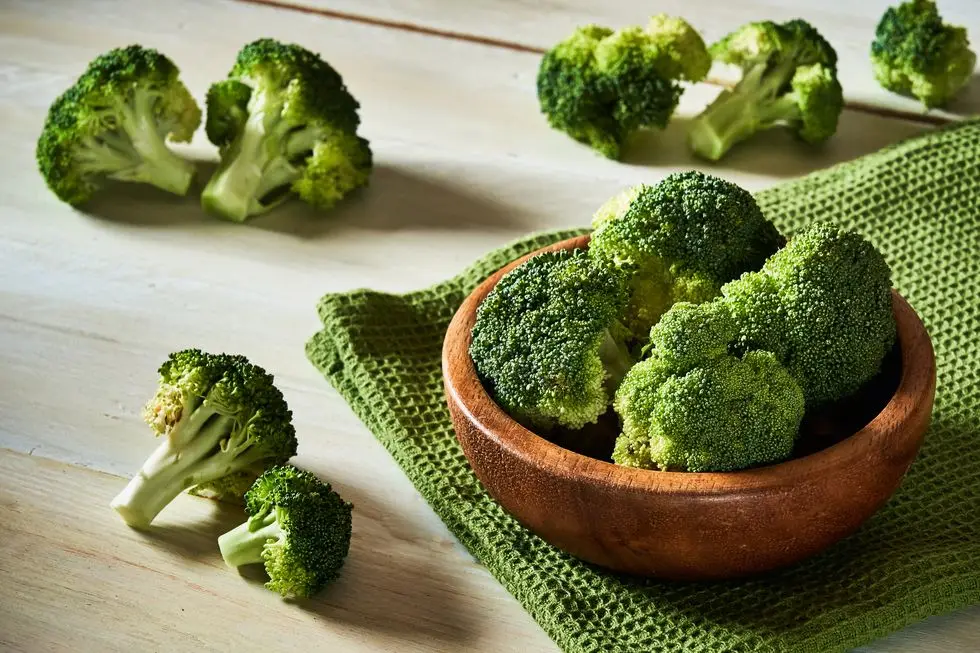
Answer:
442;234;937;497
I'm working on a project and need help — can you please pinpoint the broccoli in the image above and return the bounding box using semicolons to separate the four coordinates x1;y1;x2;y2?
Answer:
688;20;843;161
536;15;710;159
218;465;352;598
871;0;976;108
110;349;298;528
36;45;201;205
201;38;372;222
469;249;633;431
613;302;804;472
722;222;897;406
588;171;782;341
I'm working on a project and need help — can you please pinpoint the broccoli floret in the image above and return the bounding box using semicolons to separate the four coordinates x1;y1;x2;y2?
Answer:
218;465;352;598
588;171;782;341
470;249;633;431
722;222;897;406
110;349;298;528
36;45;201;205
201;38;372;222
536;16;710;159
871;0;976;108
613;302;804;472
688;20;843;161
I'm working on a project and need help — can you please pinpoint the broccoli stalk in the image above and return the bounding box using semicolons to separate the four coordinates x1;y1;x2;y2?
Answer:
218;466;353;598
110;350;298;528
688;20;843;161
218;509;282;568
36;45;201;205
201;39;372;222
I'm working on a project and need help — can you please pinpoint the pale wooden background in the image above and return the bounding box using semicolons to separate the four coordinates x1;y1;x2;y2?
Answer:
1;0;978;651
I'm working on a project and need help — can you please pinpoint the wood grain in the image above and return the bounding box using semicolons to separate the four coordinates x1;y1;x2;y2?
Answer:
248;0;980;123
0;0;975;650
443;235;936;579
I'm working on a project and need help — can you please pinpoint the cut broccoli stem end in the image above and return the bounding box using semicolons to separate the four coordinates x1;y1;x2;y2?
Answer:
218;511;282;568
110;413;271;528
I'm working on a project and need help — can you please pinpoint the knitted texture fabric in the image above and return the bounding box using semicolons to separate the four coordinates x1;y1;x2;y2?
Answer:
306;120;980;652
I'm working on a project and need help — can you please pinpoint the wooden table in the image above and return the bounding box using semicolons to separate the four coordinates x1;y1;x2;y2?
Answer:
2;1;978;650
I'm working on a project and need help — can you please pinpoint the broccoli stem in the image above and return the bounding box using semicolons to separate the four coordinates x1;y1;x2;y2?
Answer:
110;411;270;528
201;90;297;222
96;89;195;195
599;328;634;391
218;511;282;567
688;60;795;161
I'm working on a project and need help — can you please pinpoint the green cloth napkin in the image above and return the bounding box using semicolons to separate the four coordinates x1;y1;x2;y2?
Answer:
306;120;980;653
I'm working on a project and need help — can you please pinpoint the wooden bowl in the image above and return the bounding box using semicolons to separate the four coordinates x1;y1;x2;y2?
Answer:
442;235;936;580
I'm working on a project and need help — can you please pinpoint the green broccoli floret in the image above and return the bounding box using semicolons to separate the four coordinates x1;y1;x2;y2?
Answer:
201;38;372;222
688;20;843;161
536;16;710;159
871;0;976;108
613;302;804;472
218;465;352;598
722;222;897;406
36;45;201;205
588;171;782;341
110;349;298;528
470;249;633;431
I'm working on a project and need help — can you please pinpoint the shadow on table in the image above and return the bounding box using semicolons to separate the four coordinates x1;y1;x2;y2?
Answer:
134;499;245;562
82;161;532;241
944;72;980;116
622;109;929;179
250;162;532;239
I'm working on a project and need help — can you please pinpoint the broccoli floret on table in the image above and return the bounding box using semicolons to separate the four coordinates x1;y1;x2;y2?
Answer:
537;16;710;159
688;20;843;161
202;38;372;222
36;45;201;205
218;465;353;598
110;349;298;528
871;0;976;108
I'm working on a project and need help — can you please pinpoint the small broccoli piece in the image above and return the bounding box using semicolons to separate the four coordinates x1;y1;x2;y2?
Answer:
110;350;298;528
871;0;976;108
613;302;804;472
218;465;352;598
201;38;372;222
688;20;843;161
470;249;633;431
36;45;201;205
722;222;897;406
537;16;710;159
589;171;782;341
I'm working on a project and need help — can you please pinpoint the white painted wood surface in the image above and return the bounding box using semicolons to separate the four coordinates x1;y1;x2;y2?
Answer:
277;0;980;121
0;0;977;651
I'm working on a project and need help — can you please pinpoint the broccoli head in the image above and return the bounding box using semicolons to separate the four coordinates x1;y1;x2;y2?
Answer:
722;222;897;406
201;38;372;222
871;0;976;108
613;301;804;472
688;20;843;161
110;349;298;528
36;45;201;205
470;249;633;431
537;16;710;159
588;171;782;341
218;465;352;598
